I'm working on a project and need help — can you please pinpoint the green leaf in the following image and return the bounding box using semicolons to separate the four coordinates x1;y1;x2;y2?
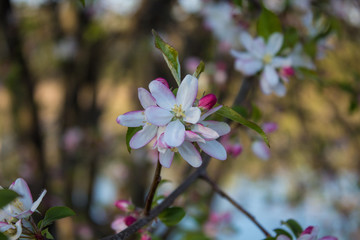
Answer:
257;6;282;40
282;219;303;237
232;105;248;118
79;0;85;7
0;232;8;240
251;103;262;122
0;189;19;209
274;228;293;239
193;61;205;79
41;206;75;229
283;27;299;49
263;237;276;240
41;229;54;240
233;0;243;7
183;232;211;240
152;30;181;86
159;207;186;226
216;106;269;147
126;127;142;153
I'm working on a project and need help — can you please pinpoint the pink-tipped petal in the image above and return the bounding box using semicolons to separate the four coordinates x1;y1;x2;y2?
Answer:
30;189;46;213
183;107;201;124
185;131;205;143
198;140;227;160
266;33;283;56
164;120;185;147
155;78;169;88
198;94;217;110
199;105;223;121
201;121;230;136
159;150;174;168
191;124;219;140
117;111;145;127
10;178;33;210
178;141;202;167
130;124;157;149
145;106;173;126
138;88;156;109
176;75;198;110
149;80;176;110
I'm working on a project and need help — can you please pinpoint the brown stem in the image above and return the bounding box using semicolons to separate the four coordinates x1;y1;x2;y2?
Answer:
144;160;162;216
200;174;271;238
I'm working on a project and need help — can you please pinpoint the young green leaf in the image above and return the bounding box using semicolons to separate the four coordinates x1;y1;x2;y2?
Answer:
257;6;282;40
216;106;269;146
159;207;186;226
193;61;205;79
41;206;75;229
41;229;54;240
0;189;19;209
0;232;8;240
152;30;181;86
282;219;303;237
126;127;142;153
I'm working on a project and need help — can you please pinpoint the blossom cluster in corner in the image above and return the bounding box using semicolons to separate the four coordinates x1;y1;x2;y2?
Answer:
276;226;338;240
117;75;230;168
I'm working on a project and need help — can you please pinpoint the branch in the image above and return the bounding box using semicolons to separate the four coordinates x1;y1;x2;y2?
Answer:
199;174;271;238
144;161;162;216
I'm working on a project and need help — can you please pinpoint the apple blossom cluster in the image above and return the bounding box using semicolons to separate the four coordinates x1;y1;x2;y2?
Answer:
0;178;46;240
117;75;230;168
276;226;337;240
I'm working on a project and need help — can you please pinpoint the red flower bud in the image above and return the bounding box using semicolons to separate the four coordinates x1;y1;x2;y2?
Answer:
199;94;217;110
124;216;137;226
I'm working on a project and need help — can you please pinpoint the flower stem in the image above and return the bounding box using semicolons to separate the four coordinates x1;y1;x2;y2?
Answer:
200;173;271;238
144;160;162;216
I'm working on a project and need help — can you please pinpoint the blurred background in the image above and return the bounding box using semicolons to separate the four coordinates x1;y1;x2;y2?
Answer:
0;0;359;239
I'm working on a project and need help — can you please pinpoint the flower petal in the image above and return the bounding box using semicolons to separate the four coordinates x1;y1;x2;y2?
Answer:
273;82;286;97
263;65;279;86
239;32;253;52
185;131;205;143
159;150;174;168
145;106;172;126
9;178;33;211
271;56;291;68
201;121;231;136
176;75;198;110
251;37;266;59
260;73;272;95
130;124;157;149
138;88;156;109
164;119;185;147
266;33;283;56
191;124;219;140
198;140;227;160
231;51;263;75
149;80;176;110
117;111;145;127
199;105;222;121
30;189;47;212
251;141;270;160
178;141;202;167
184;107;201;124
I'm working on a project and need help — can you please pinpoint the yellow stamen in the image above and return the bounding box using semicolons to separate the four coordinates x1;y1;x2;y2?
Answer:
170;147;178;152
263;54;272;64
172;104;186;118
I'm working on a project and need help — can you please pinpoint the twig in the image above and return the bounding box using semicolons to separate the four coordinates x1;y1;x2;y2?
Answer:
199;173;271;238
144;160;162;216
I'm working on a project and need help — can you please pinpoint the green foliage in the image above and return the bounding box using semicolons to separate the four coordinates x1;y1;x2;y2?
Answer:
193;61;205;79
216;106;269;146
183;232;211;240
281;219;303;237
79;0;85;7
41;229;54;240
152;30;182;86
257;6;282;40
274;228;293;239
0;189;19;209
40;206;75;229
159;207;186;226
283;27;300;49
0;232;7;240
233;0;243;7
251;103;262;122
126;127;142;153
232;105;248;118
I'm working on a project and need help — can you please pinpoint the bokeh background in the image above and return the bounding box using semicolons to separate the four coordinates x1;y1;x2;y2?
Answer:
0;0;359;239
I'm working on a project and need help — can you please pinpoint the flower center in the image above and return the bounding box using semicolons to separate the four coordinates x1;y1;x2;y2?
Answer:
263;54;272;64
170;147;178;152
12;199;25;212
172;104;186;118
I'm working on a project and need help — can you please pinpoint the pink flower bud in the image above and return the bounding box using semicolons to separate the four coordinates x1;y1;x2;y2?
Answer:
263;122;278;134
199;94;217;110
280;66;295;78
155;78;169;88
140;233;152;240
301;226;315;235
114;200;133;212
124;216;137;226
231;144;243;157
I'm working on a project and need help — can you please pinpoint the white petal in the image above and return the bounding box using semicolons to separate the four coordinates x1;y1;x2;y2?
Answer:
164;120;185;147
149;80;176;110
251;37;266;59
185;131;205;143
239;32;253;52
198;140;227;160
271;57;291;68
117;111;145;127
30;189;47;212
184;107;201;124
232;52;263;76
130;124;157;149
276;235;291;240
251;141;270;160
191;124;219;140
263;65;279;86
11;220;22;240
260;73;272;95
178;141;202;167
159;150;174;168
176;75;198;110
138;88;156;109
201;121;230;136
266;33;283;56
145;106;172;126
273;83;286;97
10;178;33;211
199;105;222;121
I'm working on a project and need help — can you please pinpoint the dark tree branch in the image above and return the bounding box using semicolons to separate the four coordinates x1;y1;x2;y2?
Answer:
144;160;162;216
